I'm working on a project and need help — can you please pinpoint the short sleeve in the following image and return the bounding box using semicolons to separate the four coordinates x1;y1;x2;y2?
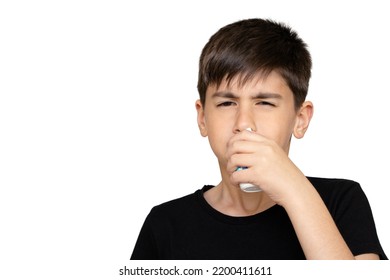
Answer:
321;180;387;259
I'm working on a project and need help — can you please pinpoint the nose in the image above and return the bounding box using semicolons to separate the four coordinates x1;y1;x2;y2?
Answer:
233;106;256;133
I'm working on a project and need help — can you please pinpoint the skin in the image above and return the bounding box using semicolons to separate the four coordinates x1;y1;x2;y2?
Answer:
195;71;378;260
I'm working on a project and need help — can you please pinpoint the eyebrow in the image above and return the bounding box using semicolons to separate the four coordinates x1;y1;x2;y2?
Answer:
211;91;283;99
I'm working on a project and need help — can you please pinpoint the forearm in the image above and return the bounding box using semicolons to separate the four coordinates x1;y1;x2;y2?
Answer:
283;177;354;260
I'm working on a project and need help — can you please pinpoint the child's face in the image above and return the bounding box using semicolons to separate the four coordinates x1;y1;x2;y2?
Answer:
196;71;311;166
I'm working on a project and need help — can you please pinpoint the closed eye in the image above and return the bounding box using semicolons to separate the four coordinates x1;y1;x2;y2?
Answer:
217;101;236;107
257;101;275;107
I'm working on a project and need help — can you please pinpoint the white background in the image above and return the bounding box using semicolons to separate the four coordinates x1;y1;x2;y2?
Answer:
1;0;389;279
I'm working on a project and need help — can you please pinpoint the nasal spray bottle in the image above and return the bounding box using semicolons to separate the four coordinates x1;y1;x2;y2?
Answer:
236;128;262;193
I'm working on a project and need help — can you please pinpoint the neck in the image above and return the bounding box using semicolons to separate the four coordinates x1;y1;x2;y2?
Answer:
204;180;276;217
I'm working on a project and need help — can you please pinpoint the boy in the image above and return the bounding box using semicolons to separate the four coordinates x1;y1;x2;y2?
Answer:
131;18;387;259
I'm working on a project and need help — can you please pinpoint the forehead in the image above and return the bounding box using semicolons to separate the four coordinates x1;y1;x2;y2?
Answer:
207;70;293;97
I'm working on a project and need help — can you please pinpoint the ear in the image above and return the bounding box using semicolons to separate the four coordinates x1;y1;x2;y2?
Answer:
195;100;208;137
293;101;314;139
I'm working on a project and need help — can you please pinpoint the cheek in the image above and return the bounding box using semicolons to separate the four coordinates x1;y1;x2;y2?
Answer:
207;129;229;155
276;122;296;152
205;123;231;161
258;118;295;151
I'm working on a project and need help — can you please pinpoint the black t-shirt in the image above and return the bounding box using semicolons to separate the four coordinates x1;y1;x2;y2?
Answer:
131;177;387;260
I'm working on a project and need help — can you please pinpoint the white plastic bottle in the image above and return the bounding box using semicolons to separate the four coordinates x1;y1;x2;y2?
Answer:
237;128;262;193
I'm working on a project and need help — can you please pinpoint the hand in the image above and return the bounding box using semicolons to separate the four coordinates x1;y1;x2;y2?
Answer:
226;130;307;206
226;130;358;259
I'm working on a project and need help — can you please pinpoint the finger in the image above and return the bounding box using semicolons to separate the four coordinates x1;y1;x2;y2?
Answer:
226;140;259;160
230;165;254;186
227;153;256;174
228;130;268;147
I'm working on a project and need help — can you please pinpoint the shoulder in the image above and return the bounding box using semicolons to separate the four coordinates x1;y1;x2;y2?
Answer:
307;177;361;191
307;176;364;197
307;177;368;212
147;189;203;222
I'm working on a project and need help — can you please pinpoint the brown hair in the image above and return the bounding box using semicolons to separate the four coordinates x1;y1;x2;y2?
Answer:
197;18;312;110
